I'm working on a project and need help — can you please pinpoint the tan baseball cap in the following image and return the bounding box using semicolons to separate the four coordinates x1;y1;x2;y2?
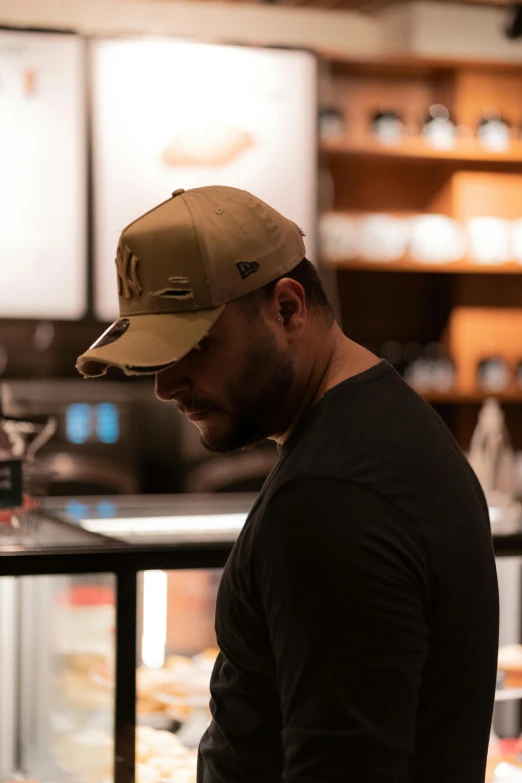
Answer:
76;185;306;378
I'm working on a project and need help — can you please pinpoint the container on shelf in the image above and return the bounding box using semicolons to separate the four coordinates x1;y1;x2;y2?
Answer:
319;106;346;140
358;214;409;263
369;108;405;146
409;215;466;265
467;217;512;266
422;104;456;150
478;109;511;152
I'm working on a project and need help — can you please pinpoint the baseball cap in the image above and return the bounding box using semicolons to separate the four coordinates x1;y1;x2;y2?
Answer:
76;185;306;378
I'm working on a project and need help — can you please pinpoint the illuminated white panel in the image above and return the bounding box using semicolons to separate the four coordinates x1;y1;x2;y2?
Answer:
0;31;86;319
91;38;317;321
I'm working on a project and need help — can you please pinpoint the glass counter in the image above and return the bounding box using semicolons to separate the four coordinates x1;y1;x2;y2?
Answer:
1;493;521;783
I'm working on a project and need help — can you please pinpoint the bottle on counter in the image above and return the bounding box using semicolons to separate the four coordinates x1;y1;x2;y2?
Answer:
468;398;521;533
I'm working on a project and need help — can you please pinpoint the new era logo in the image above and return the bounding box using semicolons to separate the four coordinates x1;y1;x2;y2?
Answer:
237;261;260;280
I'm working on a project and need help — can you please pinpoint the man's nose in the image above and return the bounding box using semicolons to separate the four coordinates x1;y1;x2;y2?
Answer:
155;365;192;402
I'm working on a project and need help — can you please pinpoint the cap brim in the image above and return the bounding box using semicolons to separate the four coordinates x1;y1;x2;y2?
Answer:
76;306;226;378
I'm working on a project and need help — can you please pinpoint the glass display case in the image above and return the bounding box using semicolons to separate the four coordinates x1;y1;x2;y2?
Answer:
1;493;521;783
0;494;253;783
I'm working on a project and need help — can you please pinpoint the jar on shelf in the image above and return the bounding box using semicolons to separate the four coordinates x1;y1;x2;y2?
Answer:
370;108;405;146
319;212;359;262
422;104;456;150
319;106;346;140
477;357;510;394
467;217;511;266
404;343;456;394
477;108;511;152
409;215;466;265
425;342;456;393
358;214;410;263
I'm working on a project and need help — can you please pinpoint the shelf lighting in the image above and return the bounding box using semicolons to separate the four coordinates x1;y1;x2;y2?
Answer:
80;513;247;536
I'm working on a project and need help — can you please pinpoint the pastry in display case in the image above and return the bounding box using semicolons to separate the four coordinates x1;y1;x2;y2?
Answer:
54;584;115;710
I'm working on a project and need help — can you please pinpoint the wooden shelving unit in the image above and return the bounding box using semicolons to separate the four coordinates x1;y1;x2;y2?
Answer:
320;52;522;450
321;137;522;165
324;255;522;275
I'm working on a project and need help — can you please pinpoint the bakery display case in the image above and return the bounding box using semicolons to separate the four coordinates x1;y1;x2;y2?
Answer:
1;492;522;783
0;494;253;783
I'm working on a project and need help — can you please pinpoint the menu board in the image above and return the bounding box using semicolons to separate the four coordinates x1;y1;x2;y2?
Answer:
91;39;317;321
0;30;86;319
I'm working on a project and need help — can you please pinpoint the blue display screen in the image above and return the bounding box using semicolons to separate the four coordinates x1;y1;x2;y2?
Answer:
65;403;92;444
65;499;89;520
96;499;117;518
95;403;120;444
66;402;120;445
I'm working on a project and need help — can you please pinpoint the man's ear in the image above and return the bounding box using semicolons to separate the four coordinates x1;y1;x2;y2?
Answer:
274;279;307;338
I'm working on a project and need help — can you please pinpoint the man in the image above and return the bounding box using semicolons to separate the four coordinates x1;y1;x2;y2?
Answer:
77;185;499;783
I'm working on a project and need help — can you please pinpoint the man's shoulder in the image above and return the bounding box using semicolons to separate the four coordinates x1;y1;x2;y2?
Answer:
250;474;407;541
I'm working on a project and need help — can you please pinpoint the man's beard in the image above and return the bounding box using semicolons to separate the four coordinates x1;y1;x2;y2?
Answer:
200;330;295;455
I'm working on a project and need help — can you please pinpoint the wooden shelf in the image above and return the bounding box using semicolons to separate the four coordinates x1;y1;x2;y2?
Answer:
321;137;522;165
319;51;522;77
417;391;522;405
324;255;522;275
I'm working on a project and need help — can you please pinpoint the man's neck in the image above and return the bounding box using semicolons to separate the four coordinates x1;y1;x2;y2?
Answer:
273;327;380;446
313;328;381;404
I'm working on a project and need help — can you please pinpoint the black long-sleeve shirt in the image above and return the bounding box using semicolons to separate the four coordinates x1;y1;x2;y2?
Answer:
198;361;499;782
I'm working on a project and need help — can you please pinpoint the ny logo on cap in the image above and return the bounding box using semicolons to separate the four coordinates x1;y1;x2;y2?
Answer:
116;244;143;299
237;261;260;280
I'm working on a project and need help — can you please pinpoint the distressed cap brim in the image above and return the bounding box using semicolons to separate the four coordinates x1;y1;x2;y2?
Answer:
76;306;225;378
